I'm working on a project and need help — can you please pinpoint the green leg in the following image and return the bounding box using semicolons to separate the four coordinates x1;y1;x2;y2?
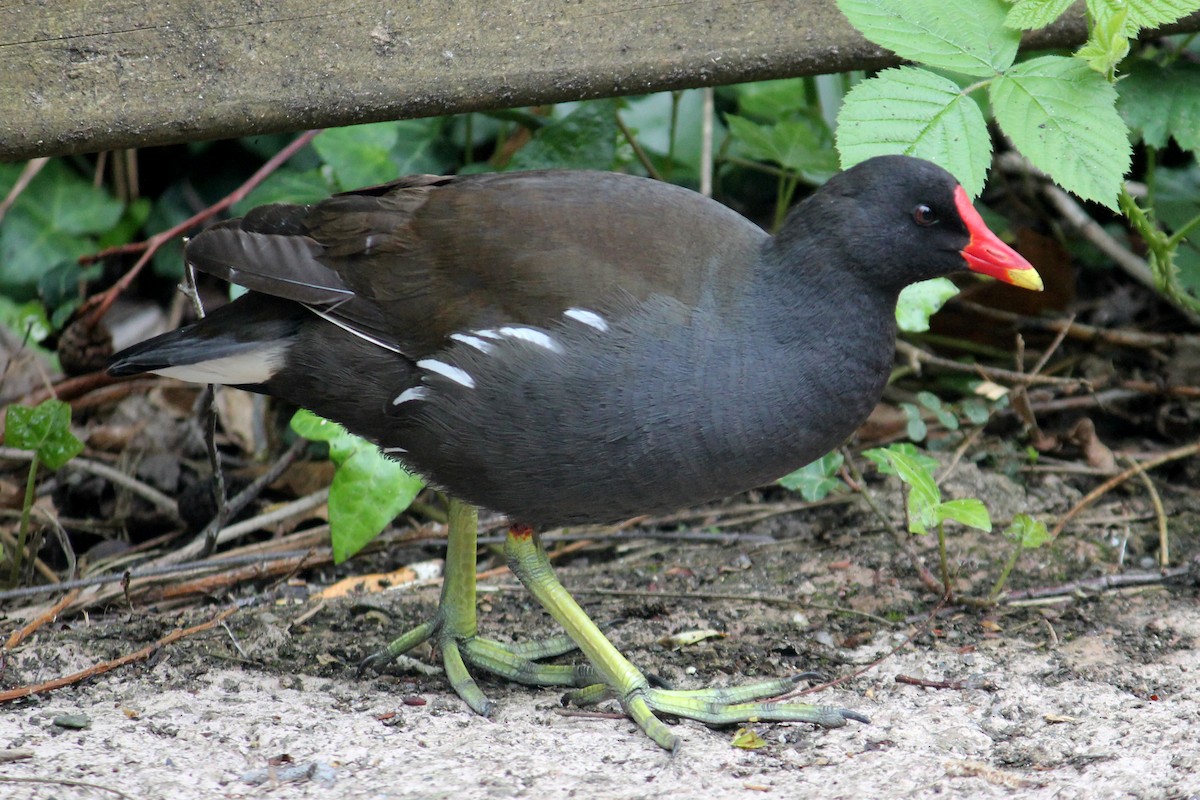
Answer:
505;525;867;751
357;499;597;712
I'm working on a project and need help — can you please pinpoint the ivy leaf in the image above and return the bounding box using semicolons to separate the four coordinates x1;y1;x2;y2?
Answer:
509;100;620;171
836;0;1019;76
936;498;992;532
726;114;839;183
990;55;1130;209
314;122;401;191
896;277;960;333
865;444;940;476
5;400;84;470
836;67;991;198
778;451;845;501
1003;514;1052;548
1118;61;1200;152
871;446;942;535
233;168;334;215
1004;0;1075;30
291;410;425;563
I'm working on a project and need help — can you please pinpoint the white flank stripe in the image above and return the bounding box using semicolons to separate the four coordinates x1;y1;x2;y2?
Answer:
450;333;496;353
563;307;609;331
416;359;476;388
153;343;288;385
473;329;502;340
498;326;563;353
382;446;408;454
393;387;431;405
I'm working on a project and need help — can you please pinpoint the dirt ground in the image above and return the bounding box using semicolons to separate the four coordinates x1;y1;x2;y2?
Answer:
2;460;1198;800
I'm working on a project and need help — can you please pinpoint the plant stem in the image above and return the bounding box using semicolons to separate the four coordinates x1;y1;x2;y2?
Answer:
989;542;1022;602
936;520;953;601
9;453;39;585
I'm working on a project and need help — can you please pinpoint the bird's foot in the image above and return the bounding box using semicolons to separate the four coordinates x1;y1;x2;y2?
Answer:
505;524;869;750
563;672;866;750
357;617;600;716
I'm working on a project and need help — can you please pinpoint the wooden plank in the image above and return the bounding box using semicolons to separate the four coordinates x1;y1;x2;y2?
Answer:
1;2;1196;161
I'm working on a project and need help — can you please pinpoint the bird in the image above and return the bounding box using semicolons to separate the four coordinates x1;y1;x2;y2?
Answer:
109;155;1042;750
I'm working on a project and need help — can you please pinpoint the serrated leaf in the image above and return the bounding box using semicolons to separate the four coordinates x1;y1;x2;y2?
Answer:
935;498;992;531
778;451;845;501
836;68;991;197
314;122;400;190
1104;0;1200;35
1075;1;1130;76
1005;0;1075;30
1118;61;1200;152
5;400;83;470
989;55;1130;209
509;100;620;171
836;0;1019;76
291;409;425;563
1003;513;1051;548
896;277;961;332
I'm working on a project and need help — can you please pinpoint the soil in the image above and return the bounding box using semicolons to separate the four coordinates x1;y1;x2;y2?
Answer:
2;459;1198;800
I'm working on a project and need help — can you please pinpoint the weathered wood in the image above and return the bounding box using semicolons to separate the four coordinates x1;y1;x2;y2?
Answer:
1;2;1197;162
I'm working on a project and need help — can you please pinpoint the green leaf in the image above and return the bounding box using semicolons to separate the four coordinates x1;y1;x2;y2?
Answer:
935;498;992;531
918;391;959;431
836;0;1019;76
1112;0;1200;34
895;277;960;332
1117;61;1200;152
871;446;941;535
509;100;620;171
836;68;992;197
290;409;425;563
731;727;767;749
864;444;940;476
0;297;52;344
232;168;334;215
1003;513;1051;548
989;55;1130;209
0;160;124;298
1005;0;1075;30
1075;1;1130;76
391;118;459;175
778;451;845;501
5;400;84;470
726;114;838;183
314;122;401;190
900;403;928;442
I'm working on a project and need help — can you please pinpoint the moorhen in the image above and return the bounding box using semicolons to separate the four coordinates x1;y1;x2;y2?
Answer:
109;155;1042;750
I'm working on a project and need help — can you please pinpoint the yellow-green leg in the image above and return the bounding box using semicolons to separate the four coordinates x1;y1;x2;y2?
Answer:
358;499;599;713
505;525;868;751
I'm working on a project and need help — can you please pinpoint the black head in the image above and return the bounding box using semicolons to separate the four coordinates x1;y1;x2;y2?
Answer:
774;155;1041;294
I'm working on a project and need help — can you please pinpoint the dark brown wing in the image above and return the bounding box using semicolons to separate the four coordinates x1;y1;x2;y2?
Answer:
186;171;766;358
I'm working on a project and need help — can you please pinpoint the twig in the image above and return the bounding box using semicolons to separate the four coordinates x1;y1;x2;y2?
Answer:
951;300;1191;351
0;775;132;799
1001;560;1197;603
80;129;322;323
1050;441;1200;538
1123;455;1170;567
895;674;997;691
0;157;49;223
4;589;80;649
895;340;1086;388
0;446;179;519
615;113;662;181
0;604;238;703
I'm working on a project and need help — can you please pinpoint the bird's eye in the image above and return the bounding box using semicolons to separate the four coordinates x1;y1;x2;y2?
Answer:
913;204;937;227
